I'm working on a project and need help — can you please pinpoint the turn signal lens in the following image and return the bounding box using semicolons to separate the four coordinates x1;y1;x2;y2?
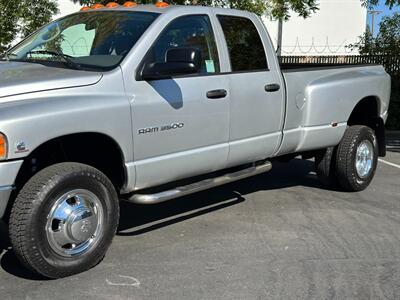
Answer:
155;1;169;7
123;1;137;7
0;134;7;160
91;3;105;9
80;6;91;11
106;2;119;8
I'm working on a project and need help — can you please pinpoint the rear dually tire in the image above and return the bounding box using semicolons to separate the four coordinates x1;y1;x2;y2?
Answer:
335;125;378;192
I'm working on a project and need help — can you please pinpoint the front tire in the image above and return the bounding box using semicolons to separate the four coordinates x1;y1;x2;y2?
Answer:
335;125;378;192
9;162;119;278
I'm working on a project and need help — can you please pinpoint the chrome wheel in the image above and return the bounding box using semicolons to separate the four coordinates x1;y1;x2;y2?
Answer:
46;189;104;257
355;140;374;178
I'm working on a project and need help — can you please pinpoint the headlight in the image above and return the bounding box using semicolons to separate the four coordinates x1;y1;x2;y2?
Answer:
0;133;7;160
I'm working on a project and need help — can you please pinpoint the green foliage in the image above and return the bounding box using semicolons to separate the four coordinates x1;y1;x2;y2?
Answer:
0;0;58;53
348;13;400;55
266;0;318;20
0;1;19;53
363;0;400;9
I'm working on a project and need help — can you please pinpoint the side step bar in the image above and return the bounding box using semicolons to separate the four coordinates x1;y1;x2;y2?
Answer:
125;161;272;205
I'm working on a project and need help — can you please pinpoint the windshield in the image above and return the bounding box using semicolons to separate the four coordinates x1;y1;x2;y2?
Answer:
4;11;159;71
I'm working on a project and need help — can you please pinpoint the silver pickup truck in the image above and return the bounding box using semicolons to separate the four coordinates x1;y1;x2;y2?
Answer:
0;3;391;278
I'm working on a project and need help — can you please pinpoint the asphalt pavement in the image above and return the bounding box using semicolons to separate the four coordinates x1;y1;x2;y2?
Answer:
0;144;399;299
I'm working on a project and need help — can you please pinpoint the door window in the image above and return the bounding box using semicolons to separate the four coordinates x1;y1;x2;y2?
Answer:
144;15;220;75
218;16;268;72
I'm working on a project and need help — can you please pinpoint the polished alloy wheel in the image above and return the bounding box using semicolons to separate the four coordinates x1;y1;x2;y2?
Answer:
46;189;104;257
355;140;374;179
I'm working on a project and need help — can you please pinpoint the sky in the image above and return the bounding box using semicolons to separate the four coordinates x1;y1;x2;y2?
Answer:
368;0;400;34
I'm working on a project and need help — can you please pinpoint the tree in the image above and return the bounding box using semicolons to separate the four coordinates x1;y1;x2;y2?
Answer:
363;0;400;9
0;0;59;53
348;13;400;55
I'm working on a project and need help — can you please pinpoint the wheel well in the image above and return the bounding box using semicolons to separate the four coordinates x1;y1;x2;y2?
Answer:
13;133;126;193
348;96;386;157
348;96;379;126
3;133;126;223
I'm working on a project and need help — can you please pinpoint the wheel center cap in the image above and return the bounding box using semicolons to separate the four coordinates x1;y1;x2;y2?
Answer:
68;209;97;243
355;140;373;178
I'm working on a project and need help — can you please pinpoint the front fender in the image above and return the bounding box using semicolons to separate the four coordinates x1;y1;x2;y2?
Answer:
0;69;133;163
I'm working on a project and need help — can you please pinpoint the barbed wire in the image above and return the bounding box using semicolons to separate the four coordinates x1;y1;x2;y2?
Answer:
276;36;358;55
62;37;91;55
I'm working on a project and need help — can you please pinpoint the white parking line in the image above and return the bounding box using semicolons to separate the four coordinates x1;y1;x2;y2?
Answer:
379;158;400;169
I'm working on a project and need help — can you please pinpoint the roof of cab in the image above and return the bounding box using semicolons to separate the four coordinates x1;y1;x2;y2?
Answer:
77;4;254;16
96;4;177;14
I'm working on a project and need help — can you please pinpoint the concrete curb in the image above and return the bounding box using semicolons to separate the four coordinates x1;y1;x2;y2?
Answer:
386;131;399;151
387;131;400;138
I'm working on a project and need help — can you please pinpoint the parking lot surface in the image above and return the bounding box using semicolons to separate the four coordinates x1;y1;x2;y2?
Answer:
0;150;399;300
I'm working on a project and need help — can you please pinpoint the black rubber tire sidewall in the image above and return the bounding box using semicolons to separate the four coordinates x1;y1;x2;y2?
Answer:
336;126;378;192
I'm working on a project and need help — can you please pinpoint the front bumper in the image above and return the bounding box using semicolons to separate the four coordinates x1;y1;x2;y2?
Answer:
0;160;23;219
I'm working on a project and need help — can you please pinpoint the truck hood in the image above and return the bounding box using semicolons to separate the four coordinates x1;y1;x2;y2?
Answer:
0;61;102;98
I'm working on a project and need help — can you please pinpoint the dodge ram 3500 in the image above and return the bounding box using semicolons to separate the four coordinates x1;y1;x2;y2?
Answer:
0;3;391;278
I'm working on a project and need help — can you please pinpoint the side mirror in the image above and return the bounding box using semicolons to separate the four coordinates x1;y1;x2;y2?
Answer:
140;48;202;81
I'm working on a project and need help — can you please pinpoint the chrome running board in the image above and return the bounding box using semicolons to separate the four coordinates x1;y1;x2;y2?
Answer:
125;161;272;205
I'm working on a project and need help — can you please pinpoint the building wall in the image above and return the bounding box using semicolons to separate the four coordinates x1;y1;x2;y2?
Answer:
55;0;81;19
263;0;367;56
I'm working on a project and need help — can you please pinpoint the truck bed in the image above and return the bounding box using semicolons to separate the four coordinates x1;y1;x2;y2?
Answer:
276;64;390;157
280;63;378;72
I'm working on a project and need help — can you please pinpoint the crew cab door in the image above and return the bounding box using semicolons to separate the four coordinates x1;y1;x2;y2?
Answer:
216;15;285;166
129;14;230;190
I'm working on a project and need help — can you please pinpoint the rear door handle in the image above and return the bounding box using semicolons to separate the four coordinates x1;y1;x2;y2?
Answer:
207;89;228;99
265;84;280;92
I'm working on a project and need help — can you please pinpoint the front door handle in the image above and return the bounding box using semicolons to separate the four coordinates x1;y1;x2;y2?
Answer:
207;89;228;99
265;84;280;92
